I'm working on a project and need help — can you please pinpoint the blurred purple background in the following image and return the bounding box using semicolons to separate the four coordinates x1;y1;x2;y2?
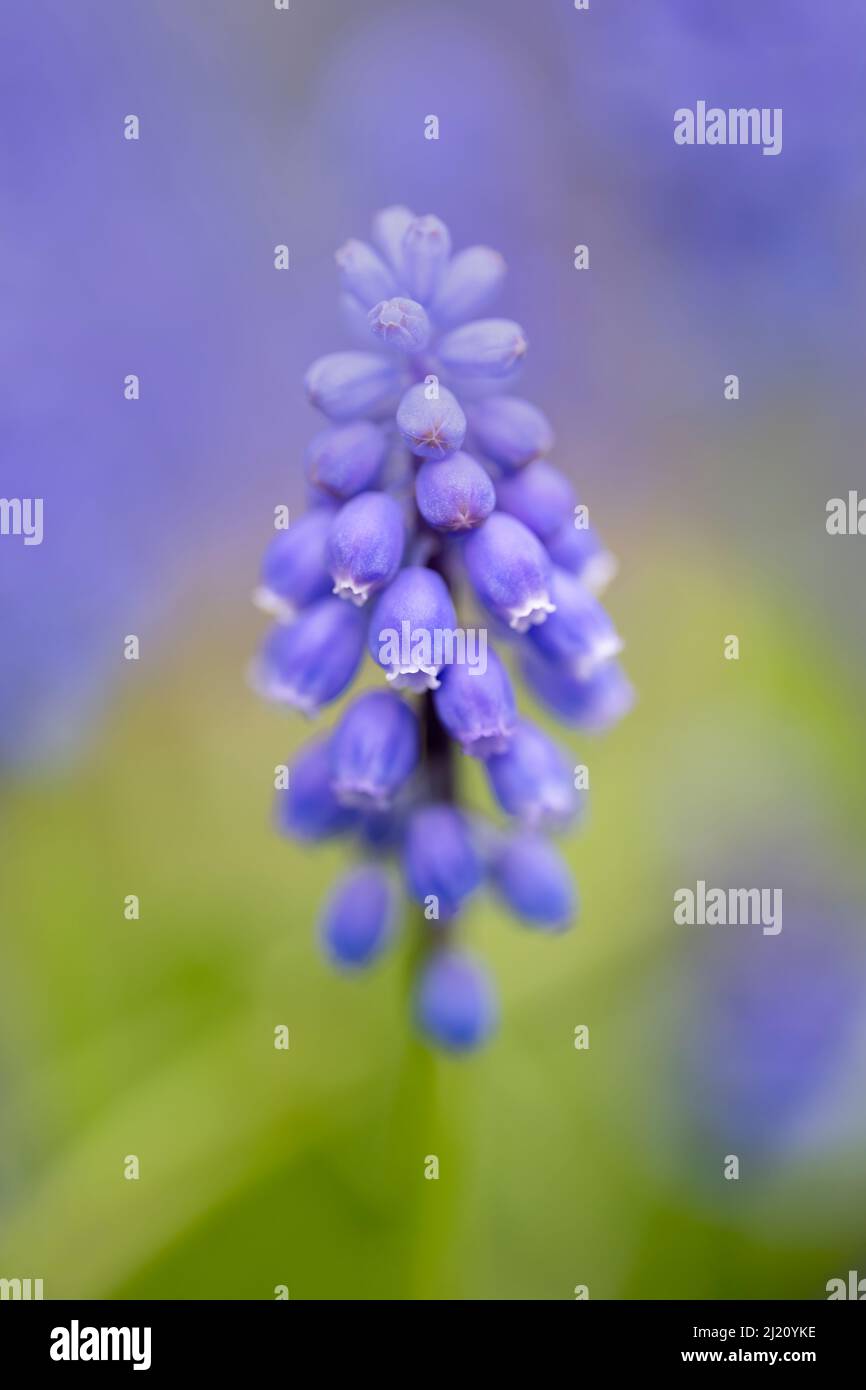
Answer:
4;0;865;766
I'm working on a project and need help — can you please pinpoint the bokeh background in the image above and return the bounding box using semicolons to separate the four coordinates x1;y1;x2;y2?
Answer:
2;0;865;1300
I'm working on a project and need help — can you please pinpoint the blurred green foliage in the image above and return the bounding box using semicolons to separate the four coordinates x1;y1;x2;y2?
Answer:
1;533;864;1300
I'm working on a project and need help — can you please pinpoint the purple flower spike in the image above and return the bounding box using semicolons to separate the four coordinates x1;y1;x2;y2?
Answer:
437;319;528;381
254;599;367;715
372;204;415;277
368;296;431;353
253;208;631;1051
463;511;555;633
433;647;516;758
335;238;397;308
546;520;618;594
329;690;420;809
415;451;496;532
528;568;623;678
431;246;507;328
470;395;554;470
275;740;358;842
305;352;400;423
396;382;466;459
485;718;581;829
404;804;482;920
320;865;396;968
254;510;334;621
368;565;459;690
326;491;405;606
304;421;388;501
491;833;577;931
415;950;498;1052
495;460;576;542
401;214;452;304
521;652;635;733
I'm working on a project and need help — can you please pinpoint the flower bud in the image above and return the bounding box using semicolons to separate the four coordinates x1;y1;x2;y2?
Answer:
305;351;400;423
319;866;396;968
433;647;516;758
463;511;554;632
470;395;553;469
431;246;506;328
528;568;622;678
335;238;397;308
495;460;576;541
275;739;357;841
438;319;527;381
401;214;452;304
415;451;495;532
372;204;415;276
485;718;581;829
368;296;431;352
546;520;618;593
254;510;334;621
491;833;576;931
326;491;405;606
404;804;482;920
369;565;458;690
253;598;366;715
396;382;466;459
415;950;498;1051
304;421;388;502
520;652;635;732
329;690;420;808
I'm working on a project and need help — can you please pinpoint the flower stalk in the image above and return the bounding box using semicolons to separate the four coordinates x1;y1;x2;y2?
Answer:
253;207;633;1050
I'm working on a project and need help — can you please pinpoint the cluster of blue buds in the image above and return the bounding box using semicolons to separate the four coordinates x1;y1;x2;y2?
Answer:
252;208;632;1052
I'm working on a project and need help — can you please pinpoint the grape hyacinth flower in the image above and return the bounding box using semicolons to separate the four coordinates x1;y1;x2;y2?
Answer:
329;690;420;810
304;421;388;502
254;509;335;622
326;490;405;606
320;866;397;969
252;209;632;1052
491;833;577;932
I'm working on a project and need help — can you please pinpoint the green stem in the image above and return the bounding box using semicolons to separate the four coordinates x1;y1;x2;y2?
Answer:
387;535;464;1295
